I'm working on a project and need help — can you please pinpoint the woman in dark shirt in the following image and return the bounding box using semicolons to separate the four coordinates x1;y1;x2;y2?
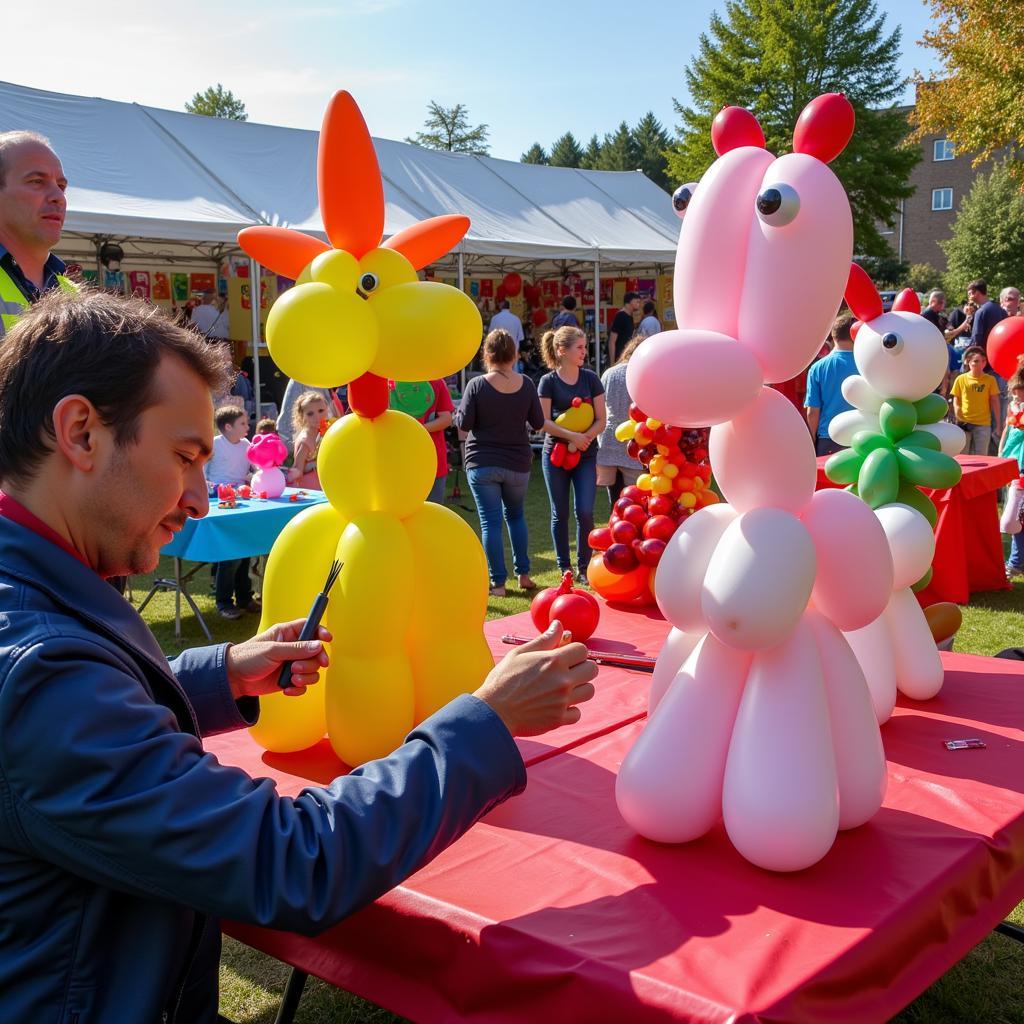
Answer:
455;329;545;598
538;325;607;584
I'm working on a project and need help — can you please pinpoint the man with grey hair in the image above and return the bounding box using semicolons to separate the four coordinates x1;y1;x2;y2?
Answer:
1001;286;1021;317
921;289;948;332
0;130;76;340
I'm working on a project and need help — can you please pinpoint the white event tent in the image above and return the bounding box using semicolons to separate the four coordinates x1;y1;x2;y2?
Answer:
0;80;681;385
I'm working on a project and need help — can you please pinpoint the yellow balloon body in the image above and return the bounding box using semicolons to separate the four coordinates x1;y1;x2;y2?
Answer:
556;401;595;432
319;411;435;520
250;502;346;753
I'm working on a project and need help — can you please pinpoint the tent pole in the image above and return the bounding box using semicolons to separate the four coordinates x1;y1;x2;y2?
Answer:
593;255;601;375
457;249;466;394
249;258;262;422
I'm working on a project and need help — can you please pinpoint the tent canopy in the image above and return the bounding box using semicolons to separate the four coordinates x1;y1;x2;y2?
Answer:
0;80;680;267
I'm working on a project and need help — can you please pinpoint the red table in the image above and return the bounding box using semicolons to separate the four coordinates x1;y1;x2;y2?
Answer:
816;454;1018;604
211;613;1024;1023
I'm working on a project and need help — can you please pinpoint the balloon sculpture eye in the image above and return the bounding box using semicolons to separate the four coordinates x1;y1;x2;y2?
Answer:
881;332;904;354
358;272;379;295
755;184;800;226
672;182;698;219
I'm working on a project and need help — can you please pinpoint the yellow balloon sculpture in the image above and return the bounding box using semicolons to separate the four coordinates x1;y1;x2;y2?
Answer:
238;91;491;766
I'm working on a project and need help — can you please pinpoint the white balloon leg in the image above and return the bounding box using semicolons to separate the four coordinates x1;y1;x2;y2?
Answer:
888;588;944;700
648;627;702;714
806;611;887;830
842;614;898;724
616;634;752;844
722;620;839;871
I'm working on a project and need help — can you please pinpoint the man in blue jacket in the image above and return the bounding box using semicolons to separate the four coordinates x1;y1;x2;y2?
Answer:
0;289;597;1023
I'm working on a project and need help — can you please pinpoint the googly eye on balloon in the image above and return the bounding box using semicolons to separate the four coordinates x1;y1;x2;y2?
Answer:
671;182;699;219
755;183;800;226
358;271;379;295
881;331;903;355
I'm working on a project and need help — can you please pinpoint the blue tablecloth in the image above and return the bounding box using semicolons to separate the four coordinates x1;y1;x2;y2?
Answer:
161;489;328;563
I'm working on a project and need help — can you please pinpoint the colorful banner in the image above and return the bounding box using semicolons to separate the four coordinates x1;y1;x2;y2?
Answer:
171;273;190;302
128;271;151;300
190;272;215;295
479;278;493;298
152;273;171;301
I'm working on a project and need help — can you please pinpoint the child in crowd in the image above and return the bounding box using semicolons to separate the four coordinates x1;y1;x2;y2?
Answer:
387;379;455;503
288;391;330;489
1000;370;1024;580
255;417;277;435
952;346;1001;455
204;406;259;620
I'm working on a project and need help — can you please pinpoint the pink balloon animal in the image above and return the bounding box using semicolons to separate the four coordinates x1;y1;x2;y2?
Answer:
617;96;896;871
247;432;289;498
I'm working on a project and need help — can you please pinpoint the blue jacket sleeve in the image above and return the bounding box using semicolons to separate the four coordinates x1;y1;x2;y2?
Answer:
168;643;257;737
1;635;526;935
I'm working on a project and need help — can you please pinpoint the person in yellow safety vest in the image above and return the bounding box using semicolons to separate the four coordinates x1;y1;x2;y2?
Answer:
0;130;76;340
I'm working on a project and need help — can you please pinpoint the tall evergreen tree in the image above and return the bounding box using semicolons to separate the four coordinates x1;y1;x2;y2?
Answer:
521;143;548;164
668;0;918;257
407;101;490;155
631;112;672;190
580;134;603;170
598;122;639;171
549;132;585;168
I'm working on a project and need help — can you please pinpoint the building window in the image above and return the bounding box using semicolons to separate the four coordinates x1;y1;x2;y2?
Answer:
932;188;953;211
933;138;955;161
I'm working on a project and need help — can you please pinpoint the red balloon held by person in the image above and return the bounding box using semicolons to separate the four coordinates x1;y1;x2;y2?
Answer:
987;317;1024;381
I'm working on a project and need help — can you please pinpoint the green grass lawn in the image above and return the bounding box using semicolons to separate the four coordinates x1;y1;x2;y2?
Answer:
131;464;1024;1023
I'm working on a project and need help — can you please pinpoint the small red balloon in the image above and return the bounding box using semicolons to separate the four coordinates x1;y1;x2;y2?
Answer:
711;106;766;155
531;309;548;326
614;497;637;516
629;404;646;422
792;93;855;164
502;272;523;297
611;520;640;545
603;543;638;575
549;592;599;643
621;485;646;503
644;515;677;542
635;537;666;567
622;504;648;528
588;526;613;551
987;318;1024;381
647;494;674;517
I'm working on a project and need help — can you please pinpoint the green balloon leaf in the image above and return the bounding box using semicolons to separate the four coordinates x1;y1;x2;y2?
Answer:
895;445;962;489
825;447;862;485
911;566;933;593
879;398;918;442
892;482;939;528
902;429;942;452
914;393;949;426
851;430;892;457
858;447;900;509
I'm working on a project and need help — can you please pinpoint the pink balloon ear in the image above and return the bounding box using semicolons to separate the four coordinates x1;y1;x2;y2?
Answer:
793;93;855;163
711;106;766;156
844;263;884;323
892;288;921;314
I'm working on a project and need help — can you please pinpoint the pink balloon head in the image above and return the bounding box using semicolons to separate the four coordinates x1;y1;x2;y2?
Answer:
248;432;288;469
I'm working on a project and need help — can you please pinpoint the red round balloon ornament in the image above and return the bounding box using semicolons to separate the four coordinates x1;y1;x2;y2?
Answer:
530;570;600;642
987;318;1024;381
502;272;523;297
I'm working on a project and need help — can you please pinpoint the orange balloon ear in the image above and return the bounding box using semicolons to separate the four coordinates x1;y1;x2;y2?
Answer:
237;226;330;279
318;91;384;257
384;215;470;271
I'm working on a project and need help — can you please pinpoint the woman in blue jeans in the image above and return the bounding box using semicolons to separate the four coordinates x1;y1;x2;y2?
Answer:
538;325;607;584
455;329;545;597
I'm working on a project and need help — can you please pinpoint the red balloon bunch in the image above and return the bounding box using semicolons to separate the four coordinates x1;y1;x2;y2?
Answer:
586;405;715;605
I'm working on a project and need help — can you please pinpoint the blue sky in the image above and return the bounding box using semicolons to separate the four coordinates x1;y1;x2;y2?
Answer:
6;1;942;160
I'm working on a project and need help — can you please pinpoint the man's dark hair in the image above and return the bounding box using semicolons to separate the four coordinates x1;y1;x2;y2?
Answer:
623;291;640;304
499;299;510;310
0;289;232;484
831;313;854;342
561;295;577;311
969;278;988;296
642;301;656;316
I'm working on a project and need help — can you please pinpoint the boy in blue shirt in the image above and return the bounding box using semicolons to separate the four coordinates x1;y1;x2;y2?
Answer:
805;313;858;456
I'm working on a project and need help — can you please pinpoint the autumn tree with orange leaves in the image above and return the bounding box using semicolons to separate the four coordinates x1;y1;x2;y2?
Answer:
913;0;1024;175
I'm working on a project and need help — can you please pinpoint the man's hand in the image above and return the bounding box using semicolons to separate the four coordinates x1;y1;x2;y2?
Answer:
473;620;597;736
225;620;332;699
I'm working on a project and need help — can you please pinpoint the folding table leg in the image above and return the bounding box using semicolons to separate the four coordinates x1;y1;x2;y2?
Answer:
274;967;308;1024
995;921;1024;944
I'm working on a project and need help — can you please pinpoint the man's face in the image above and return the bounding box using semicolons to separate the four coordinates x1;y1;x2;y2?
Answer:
0;141;66;252
82;355;213;576
629;298;641;313
967;286;983;306
931;295;946;312
1003;290;1021;316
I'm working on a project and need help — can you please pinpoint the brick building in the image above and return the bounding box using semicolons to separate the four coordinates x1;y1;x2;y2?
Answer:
880;104;990;273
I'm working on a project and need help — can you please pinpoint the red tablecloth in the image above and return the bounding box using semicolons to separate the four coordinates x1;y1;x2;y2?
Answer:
816;454;1018;604
213;621;1024;1023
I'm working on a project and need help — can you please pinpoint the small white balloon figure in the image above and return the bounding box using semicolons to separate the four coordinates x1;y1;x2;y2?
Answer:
825;272;965;720
617;96;897;872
